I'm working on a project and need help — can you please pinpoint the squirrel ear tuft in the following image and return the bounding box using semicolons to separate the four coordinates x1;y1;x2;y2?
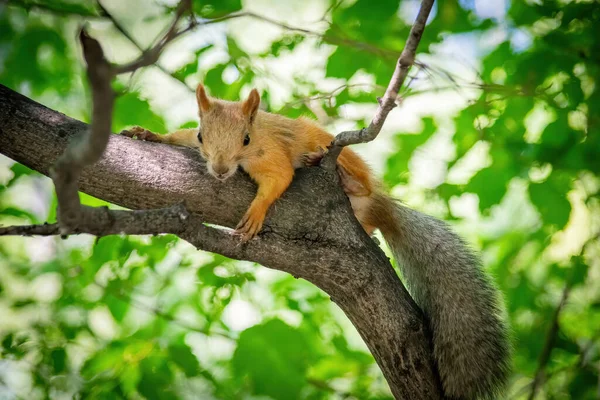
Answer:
196;84;212;113
242;89;260;122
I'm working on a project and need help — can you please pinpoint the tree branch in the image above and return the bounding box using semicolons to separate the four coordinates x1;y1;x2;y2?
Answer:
0;204;190;237
322;0;435;169
0;84;443;399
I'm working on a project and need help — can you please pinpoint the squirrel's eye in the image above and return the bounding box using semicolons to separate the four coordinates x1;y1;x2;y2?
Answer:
197;131;203;144
243;133;250;146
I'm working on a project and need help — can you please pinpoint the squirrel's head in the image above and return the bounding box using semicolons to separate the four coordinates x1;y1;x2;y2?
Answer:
195;84;260;181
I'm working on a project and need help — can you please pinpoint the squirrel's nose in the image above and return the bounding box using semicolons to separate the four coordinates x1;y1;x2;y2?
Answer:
212;164;230;175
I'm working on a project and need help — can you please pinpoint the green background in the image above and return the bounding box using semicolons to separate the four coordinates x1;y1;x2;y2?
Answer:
0;0;598;399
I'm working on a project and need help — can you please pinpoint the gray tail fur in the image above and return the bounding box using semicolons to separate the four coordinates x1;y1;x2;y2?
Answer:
371;193;511;399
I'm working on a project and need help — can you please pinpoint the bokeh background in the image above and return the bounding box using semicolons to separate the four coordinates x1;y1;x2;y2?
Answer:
0;0;599;399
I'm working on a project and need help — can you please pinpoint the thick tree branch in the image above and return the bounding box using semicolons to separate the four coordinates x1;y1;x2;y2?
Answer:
0;84;443;399
323;0;434;169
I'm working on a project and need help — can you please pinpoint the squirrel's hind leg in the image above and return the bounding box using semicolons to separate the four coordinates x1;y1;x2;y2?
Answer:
301;148;376;235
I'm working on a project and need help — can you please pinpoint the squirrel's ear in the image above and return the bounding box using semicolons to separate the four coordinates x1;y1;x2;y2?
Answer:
196;84;212;113
242;89;260;122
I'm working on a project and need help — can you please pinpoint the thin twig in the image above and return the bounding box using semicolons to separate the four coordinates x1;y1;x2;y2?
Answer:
0;222;59;236
321;0;435;169
512;336;598;399
93;278;234;339
112;0;193;75
528;284;572;400
97;1;195;92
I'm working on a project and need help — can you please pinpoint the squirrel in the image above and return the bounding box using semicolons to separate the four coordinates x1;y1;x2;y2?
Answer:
121;84;511;399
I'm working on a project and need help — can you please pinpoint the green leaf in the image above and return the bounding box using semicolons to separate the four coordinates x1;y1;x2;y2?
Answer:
113;92;167;134
465;147;518;212
1;333;13;352
233;319;315;400
12;0;101;17
51;347;67;373
82;237;135;283
135;235;178;267
137;356;176;400
192;0;242;18
8;163;35;186
172;45;213;82
168;340;200;377
0;23;75;95
568;364;598;399
0;207;37;222
569;257;589;287
81;344;125;380
384;117;438;186
105;292;129;322
528;171;572;229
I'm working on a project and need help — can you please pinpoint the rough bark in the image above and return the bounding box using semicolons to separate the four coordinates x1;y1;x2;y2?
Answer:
0;84;443;398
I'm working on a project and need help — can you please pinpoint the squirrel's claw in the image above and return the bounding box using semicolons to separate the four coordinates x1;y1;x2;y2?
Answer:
120;126;158;142
235;209;264;241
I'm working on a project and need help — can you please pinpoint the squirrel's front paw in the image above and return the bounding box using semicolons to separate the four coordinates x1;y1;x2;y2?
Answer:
235;208;265;241
120;126;158;142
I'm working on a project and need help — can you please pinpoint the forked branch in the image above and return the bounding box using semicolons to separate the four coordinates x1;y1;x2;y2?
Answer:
113;0;194;74
50;0;192;234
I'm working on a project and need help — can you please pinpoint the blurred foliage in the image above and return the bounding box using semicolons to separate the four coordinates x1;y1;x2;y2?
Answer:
1;0;599;399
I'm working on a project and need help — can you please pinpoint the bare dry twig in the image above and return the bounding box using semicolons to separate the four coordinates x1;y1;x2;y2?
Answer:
50;29;114;232
96;1;195;92
528;283;572;400
113;0;193;75
322;0;435;169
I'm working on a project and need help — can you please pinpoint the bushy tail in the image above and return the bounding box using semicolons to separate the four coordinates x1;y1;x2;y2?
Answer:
370;193;511;399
